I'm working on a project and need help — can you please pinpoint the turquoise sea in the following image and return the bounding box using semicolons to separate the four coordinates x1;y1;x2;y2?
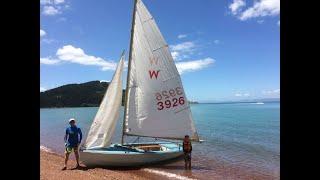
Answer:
40;102;280;179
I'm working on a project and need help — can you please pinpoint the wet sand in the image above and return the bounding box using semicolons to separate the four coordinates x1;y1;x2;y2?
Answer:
41;149;278;180
40;150;165;180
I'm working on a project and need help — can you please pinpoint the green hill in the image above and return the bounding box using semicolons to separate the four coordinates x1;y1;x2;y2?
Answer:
40;81;125;108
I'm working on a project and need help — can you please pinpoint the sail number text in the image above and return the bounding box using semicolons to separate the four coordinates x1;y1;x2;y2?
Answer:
155;87;185;110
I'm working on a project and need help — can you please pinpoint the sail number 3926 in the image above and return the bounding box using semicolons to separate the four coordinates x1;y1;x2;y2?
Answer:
155;87;185;110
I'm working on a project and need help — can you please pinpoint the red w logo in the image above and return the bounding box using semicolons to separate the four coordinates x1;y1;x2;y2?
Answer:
149;70;160;79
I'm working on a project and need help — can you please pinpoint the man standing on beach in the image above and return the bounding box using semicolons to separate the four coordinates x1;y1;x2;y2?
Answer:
62;118;82;170
183;135;192;170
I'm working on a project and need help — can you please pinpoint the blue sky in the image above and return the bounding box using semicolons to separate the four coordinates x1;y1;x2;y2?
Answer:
40;0;280;102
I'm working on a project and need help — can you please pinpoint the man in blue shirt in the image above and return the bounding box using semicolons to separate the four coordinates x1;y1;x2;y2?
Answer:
62;118;82;170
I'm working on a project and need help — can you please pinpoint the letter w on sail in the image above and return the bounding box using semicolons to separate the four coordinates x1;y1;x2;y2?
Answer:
149;56;159;65
149;70;160;79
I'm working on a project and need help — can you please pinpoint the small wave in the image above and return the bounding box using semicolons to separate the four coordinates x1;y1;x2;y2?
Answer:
142;168;197;180
40;145;54;153
251;102;264;105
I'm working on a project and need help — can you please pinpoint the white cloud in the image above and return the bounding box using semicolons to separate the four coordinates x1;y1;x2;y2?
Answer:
239;0;280;20
175;58;215;74
41;0;67;16
40;87;47;92
54;0;65;4
234;92;250;97
56;45;117;70
40;0;52;5
40;57;60;65
214;40;220;44
178;34;187;39
171;41;195;52
40;29;46;37
277;20;280;26
40;0;65;5
262;89;280;96
229;0;246;15
40;29;57;44
42;45;214;74
170;41;196;60
41;38;56;44
42;6;60;16
171;51;180;60
41;45;117;71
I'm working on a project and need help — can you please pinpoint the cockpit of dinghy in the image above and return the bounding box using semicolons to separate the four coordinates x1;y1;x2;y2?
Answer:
134;144;162;151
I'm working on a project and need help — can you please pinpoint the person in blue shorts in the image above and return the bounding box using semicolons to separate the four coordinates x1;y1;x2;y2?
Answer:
62;118;82;170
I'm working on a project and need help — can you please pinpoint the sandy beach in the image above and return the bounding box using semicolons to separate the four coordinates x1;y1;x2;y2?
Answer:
40;150;166;180
41;148;278;180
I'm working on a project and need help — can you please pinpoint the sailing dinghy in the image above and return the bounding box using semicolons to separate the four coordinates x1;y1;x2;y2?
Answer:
80;0;200;167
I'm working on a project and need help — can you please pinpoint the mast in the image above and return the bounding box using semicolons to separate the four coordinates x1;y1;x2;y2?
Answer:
121;0;138;145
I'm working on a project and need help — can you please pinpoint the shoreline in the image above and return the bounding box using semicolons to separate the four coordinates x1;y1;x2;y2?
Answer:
40;146;278;180
40;149;166;180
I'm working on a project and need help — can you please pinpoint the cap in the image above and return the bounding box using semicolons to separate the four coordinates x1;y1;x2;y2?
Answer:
69;118;76;123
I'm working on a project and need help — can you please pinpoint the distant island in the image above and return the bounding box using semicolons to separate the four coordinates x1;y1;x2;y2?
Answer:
200;98;280;104
40;81;199;108
40;81;125;108
188;100;199;104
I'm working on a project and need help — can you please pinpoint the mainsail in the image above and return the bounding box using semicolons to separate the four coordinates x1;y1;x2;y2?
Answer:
124;0;199;141
85;53;125;149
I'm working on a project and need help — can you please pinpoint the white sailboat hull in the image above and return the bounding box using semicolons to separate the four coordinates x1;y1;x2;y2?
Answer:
80;142;184;167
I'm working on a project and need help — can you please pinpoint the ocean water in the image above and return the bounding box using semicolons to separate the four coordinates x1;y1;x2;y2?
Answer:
40;102;280;179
